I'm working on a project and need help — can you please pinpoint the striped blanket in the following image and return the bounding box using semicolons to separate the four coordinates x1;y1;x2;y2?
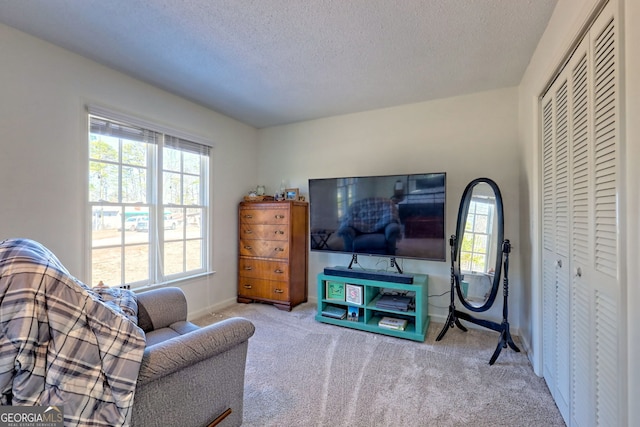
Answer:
0;239;145;426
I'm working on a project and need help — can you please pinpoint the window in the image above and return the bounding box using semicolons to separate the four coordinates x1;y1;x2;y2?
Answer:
336;177;357;219
459;198;494;272
88;110;210;289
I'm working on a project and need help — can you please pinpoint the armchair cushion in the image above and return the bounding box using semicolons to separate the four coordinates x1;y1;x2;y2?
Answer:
136;286;188;333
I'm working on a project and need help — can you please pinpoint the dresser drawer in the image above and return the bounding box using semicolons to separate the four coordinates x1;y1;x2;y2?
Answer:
238;277;290;302
239;258;290;281
239;224;289;241
239;239;289;259
239;208;289;225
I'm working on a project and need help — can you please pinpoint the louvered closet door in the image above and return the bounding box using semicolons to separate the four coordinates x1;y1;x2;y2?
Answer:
567;35;594;427
541;1;622;426
588;5;621;425
541;75;572;423
541;91;556;393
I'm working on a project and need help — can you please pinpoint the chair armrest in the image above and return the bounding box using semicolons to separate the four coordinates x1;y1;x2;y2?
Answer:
385;222;401;239
136;287;188;333
137;317;255;386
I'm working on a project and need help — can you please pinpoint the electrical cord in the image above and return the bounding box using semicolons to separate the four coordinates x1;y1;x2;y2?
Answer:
428;290;451;298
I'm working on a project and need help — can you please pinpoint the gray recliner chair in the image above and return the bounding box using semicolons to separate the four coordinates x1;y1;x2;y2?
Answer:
132;287;255;427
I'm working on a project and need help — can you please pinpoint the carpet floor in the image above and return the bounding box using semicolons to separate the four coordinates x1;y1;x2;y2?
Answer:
194;302;565;427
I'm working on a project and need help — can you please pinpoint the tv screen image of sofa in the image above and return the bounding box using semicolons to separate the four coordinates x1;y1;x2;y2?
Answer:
309;172;446;261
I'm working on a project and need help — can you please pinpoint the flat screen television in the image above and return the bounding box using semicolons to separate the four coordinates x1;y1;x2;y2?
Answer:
309;172;446;262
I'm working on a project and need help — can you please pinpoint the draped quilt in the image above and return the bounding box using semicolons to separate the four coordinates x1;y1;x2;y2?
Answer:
0;238;145;426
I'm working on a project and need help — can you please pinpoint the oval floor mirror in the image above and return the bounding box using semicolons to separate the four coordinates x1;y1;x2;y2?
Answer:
436;177;520;365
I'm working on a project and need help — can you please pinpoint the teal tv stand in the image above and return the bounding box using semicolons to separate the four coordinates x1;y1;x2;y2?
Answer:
315;271;429;342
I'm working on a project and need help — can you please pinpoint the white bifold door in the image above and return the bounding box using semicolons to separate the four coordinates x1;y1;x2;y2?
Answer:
540;1;624;426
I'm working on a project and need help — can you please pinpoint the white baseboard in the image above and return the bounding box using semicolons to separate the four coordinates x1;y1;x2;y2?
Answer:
187;296;238;321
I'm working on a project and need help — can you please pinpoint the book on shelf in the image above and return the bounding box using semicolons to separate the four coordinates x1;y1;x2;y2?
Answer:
321;305;347;319
378;316;408;331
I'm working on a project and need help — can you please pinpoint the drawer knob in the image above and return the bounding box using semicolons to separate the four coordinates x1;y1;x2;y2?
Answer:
244;230;253;234
274;269;284;274
274;230;284;235
275;247;284;252
275;215;285;219
244;245;252;250
274;289;284;293
243;284;252;289
243;214;253;219
244;266;253;271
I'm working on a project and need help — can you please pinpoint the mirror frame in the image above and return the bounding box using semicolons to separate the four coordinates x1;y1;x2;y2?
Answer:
453;177;504;312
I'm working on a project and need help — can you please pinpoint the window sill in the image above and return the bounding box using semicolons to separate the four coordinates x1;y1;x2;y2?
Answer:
132;270;216;293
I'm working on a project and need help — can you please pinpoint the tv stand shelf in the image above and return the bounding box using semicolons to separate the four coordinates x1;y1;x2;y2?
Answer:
315;272;428;341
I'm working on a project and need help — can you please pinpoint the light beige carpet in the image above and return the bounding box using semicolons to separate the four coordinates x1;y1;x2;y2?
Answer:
195;302;564;427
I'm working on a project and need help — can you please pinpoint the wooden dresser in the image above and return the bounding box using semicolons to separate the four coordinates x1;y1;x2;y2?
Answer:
237;200;308;311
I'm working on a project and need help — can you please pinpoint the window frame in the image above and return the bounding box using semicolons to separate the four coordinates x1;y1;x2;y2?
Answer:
87;105;213;289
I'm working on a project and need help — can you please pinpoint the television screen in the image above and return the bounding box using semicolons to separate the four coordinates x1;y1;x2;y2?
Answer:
309;173;446;261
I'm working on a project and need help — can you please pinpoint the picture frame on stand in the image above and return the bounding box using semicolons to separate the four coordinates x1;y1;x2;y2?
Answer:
326;281;345;301
285;188;299;201
345;284;364;305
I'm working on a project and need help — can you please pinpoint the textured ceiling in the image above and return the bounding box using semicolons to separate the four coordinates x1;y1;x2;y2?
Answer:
0;0;557;128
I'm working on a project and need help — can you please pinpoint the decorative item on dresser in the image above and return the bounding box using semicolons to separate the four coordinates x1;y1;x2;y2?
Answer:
238;200;309;311
284;188;299;201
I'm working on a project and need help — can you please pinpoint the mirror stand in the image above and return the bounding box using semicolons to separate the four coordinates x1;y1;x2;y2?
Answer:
436;238;520;365
436;236;469;336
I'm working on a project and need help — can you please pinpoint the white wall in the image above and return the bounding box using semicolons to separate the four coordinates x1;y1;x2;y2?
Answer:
0;24;259;317
519;0;639;422
258;87;522;328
